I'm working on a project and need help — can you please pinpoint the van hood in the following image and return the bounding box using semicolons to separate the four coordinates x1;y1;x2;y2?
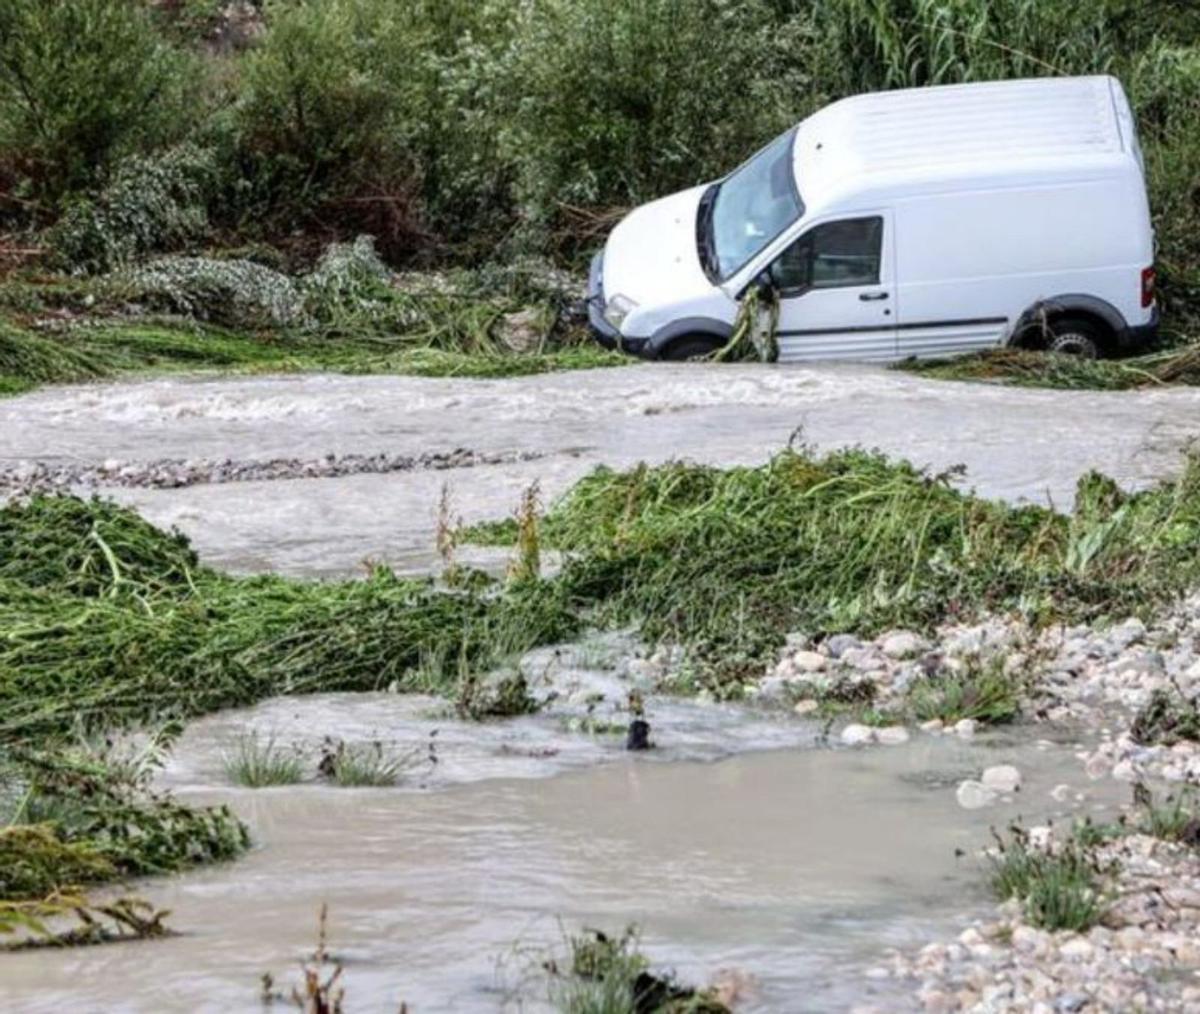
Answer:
602;185;713;309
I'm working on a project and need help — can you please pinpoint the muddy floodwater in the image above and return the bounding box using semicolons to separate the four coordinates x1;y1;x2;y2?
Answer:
4;720;1122;1013
0;362;1182;1010
3;363;1200;575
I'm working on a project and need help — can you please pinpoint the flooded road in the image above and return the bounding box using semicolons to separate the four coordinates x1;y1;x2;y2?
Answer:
3;363;1199;575
3;724;1121;1013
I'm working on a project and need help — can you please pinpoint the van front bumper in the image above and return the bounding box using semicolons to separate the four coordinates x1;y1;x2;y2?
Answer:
586;252;649;356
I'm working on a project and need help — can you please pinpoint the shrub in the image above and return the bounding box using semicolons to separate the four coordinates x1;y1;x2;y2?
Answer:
0;0;195;209
48;145;218;274
494;0;813;250
231;0;432;247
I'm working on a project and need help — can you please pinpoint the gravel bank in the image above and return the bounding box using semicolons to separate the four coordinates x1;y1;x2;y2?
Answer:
0;447;546;493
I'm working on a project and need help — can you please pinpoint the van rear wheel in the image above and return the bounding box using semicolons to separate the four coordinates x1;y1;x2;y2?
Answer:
1046;317;1103;360
662;336;723;361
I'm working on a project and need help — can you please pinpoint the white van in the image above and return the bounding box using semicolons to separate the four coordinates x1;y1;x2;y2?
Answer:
587;75;1158;362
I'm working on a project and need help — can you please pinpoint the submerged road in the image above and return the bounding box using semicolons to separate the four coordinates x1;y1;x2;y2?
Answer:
3;362;1199;576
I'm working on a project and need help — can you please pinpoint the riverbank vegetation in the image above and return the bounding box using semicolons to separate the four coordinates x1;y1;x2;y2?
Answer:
0;0;1198;391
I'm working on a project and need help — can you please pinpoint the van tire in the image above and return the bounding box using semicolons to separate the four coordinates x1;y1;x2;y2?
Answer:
1047;317;1103;359
662;335;723;361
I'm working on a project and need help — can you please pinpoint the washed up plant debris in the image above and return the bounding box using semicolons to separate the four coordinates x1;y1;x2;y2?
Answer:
11;441;1200;744
9;442;1200;925
898;345;1200;390
469;446;1200;694
0;739;247;945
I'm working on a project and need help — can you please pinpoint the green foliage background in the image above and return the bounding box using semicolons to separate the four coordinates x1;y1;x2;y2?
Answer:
0;0;1195;311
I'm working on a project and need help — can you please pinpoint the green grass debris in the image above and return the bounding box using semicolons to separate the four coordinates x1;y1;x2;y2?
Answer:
470;447;1200;693
898;346;1200;391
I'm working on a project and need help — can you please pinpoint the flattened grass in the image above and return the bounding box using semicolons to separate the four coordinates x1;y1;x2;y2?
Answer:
898;345;1200;391
469;448;1200;691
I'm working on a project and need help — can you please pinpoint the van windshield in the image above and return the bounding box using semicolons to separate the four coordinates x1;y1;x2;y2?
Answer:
700;128;803;282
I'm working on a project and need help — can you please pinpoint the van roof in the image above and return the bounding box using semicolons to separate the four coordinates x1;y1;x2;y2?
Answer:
795;76;1137;211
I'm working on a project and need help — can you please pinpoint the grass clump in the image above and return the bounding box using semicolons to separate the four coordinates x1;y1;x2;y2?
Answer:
548;927;730;1014
317;738;416;787
1131;784;1200;846
907;659;1023;726
988;825;1110;932
223;733;305;788
1130;688;1200;746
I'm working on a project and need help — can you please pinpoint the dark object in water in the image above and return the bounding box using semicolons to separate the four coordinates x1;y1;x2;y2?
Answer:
626;718;652;751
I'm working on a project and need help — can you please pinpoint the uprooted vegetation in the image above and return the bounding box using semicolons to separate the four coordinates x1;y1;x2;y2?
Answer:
469;448;1200;693
10;445;1200;742
0;740;247;946
899;345;1200;390
0;244;625;395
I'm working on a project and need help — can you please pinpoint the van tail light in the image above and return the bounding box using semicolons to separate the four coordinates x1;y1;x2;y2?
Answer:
1141;266;1156;308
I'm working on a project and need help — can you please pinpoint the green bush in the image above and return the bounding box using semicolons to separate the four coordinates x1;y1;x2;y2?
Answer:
0;0;195;210
494;0;813;250
231;0;433;243
48;145;218;274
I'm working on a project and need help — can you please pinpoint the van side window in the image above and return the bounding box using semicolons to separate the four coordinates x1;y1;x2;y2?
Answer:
769;216;883;293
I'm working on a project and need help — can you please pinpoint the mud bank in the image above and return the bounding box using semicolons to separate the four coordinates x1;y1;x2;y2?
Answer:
4;363;1200;575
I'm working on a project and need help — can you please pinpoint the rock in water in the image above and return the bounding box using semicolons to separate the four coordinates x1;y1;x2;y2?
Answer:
840;723;876;746
956;779;998;809
981;764;1022;793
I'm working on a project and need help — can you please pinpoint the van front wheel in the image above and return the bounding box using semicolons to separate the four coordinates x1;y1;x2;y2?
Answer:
1046;317;1103;360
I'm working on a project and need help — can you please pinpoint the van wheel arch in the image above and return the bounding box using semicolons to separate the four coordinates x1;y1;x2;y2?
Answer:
1011;297;1123;357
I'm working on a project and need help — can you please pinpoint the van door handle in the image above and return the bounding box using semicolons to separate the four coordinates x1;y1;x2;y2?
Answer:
859;291;889;301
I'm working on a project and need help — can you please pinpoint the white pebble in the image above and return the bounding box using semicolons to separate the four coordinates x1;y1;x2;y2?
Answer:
956;779;998;809
954;718;977;739
840;723;876;746
981;764;1022;793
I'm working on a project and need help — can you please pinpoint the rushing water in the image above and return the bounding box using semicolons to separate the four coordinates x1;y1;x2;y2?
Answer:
3;363;1200;575
0;363;1168;1010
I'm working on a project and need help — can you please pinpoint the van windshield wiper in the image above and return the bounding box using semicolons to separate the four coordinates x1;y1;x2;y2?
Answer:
696;183;720;282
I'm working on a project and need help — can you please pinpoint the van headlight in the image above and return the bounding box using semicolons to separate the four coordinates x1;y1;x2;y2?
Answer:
603;294;637;330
